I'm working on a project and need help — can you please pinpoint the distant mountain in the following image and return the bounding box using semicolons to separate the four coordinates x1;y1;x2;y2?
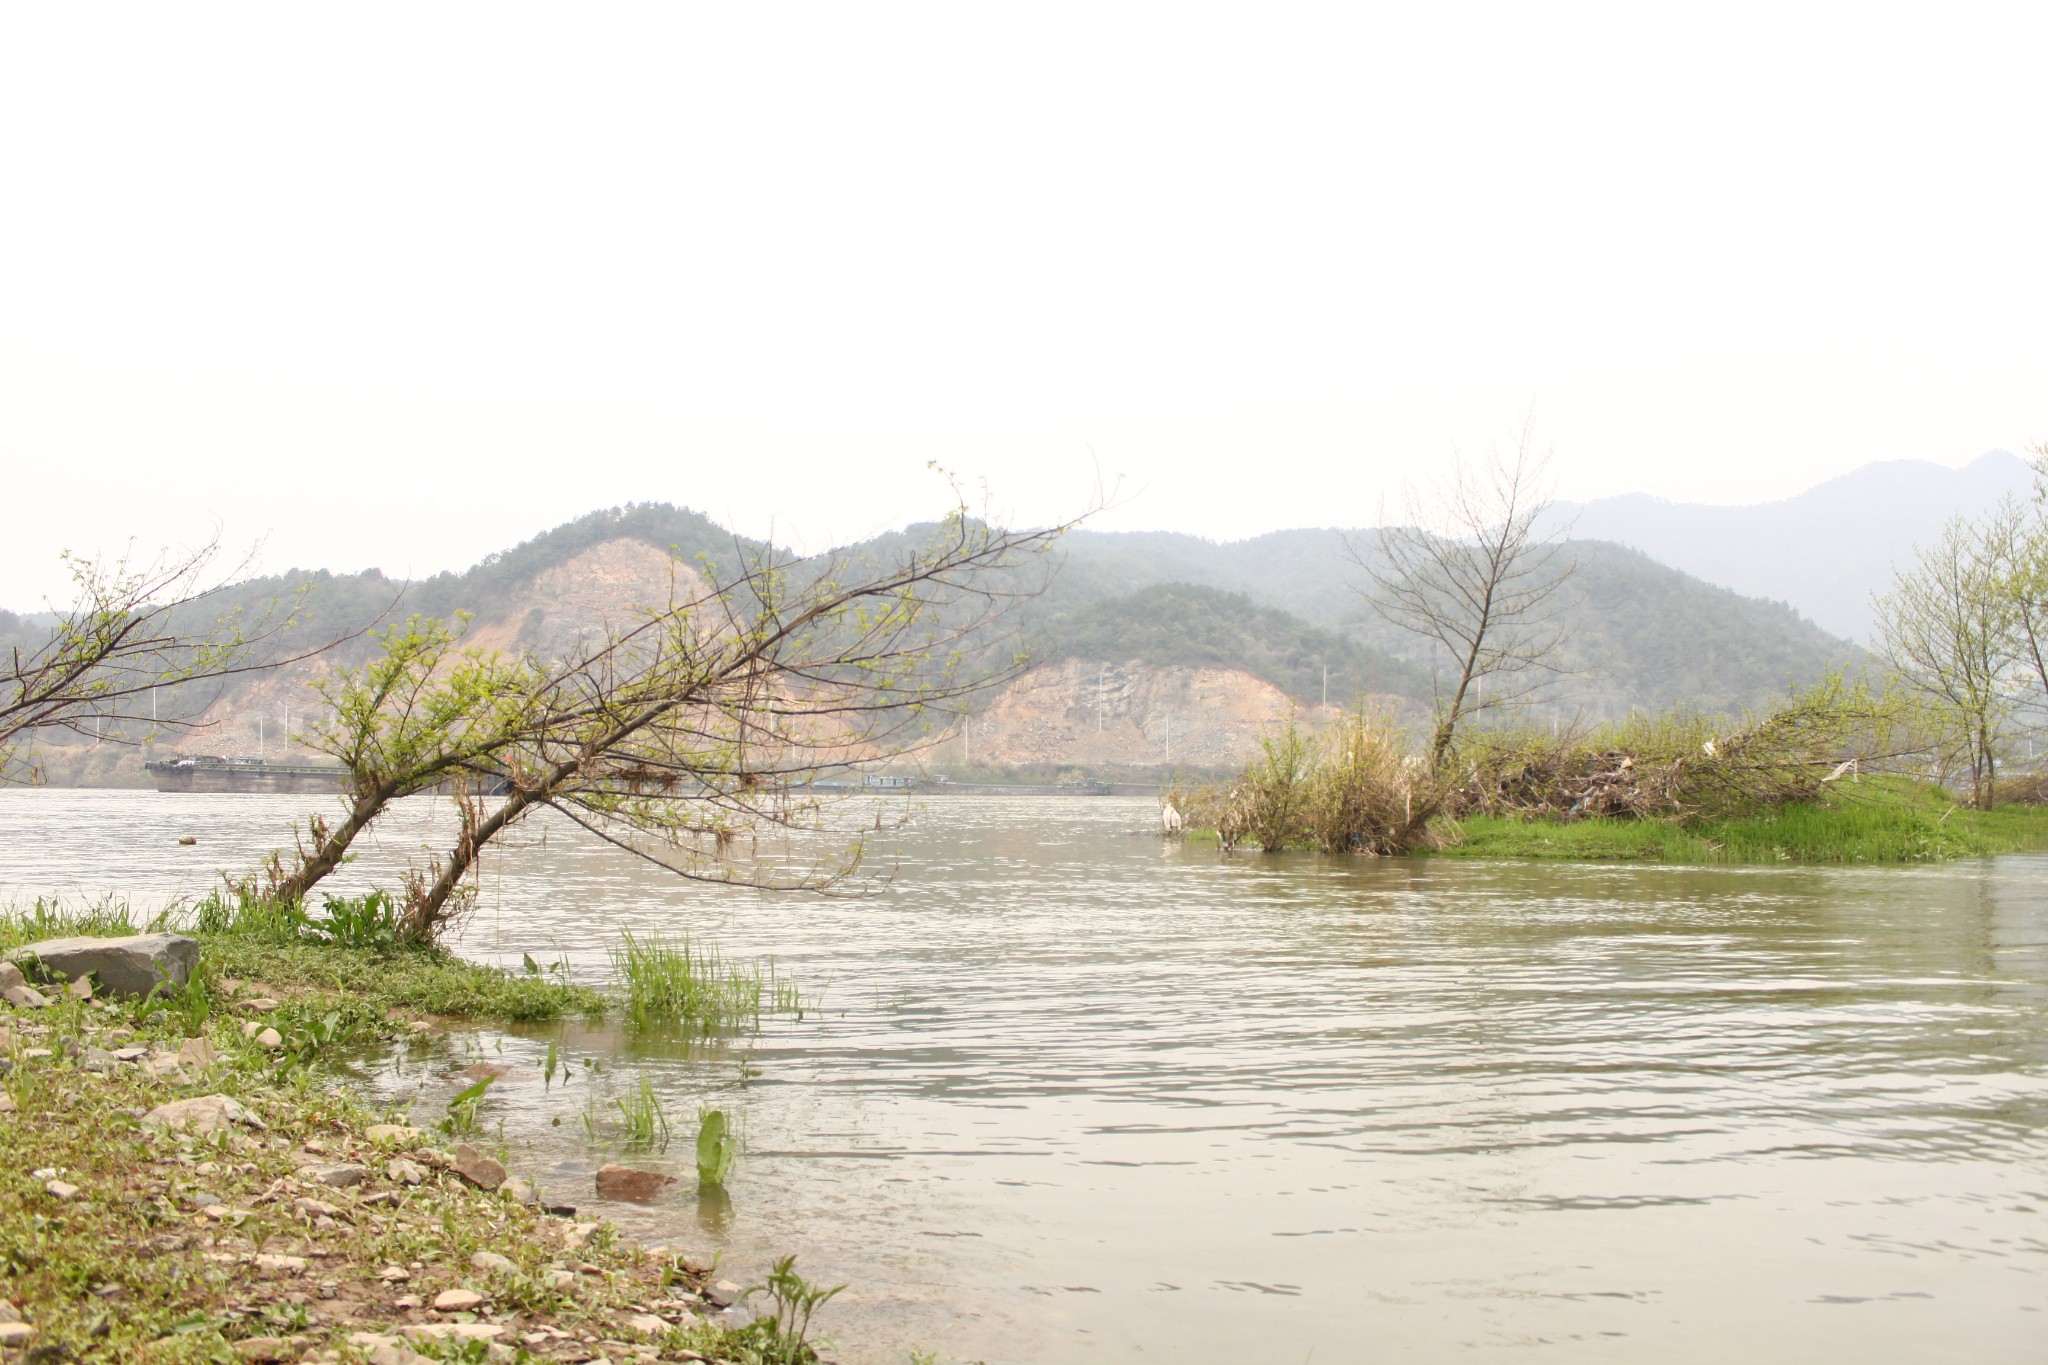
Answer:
5;500;1875;784
1043;529;1865;720
1542;451;2037;641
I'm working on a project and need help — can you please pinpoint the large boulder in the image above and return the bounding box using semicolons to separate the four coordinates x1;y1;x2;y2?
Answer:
7;933;199;999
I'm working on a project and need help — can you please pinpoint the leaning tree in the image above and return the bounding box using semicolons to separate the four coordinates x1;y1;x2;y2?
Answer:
278;503;1075;943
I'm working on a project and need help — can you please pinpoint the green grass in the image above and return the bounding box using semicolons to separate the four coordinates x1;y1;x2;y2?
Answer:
199;935;608;1022
1436;779;2048;865
612;929;810;1035
2;897;606;1024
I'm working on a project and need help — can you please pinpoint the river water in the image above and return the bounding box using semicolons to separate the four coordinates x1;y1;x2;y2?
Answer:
2;789;2045;1363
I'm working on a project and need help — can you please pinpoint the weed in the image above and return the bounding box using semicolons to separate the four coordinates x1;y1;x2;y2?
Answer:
0;894;137;951
273;1006;365;1071
734;1255;844;1365
131;970;214;1037
312;889;400;950
440;1074;496;1136
615;1073;673;1152
193;886;316;943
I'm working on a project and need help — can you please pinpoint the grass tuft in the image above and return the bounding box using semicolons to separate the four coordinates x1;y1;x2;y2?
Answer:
611;930;809;1035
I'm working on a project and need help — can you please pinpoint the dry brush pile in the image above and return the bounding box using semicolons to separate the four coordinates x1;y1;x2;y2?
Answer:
1446;680;1901;824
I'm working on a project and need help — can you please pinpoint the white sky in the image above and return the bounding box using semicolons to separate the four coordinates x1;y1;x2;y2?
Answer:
2;1;2044;605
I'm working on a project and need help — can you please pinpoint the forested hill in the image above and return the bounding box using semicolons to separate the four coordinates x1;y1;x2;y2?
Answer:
1022;583;1430;705
1044;528;1866;717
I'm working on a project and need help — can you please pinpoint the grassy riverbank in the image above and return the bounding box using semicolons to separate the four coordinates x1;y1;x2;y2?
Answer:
1433;780;2048;864
0;902;838;1365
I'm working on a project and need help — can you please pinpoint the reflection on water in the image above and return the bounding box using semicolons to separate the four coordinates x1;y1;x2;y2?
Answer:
3;789;2046;1364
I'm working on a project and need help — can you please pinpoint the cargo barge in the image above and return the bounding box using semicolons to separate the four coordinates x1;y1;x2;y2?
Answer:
143;755;349;794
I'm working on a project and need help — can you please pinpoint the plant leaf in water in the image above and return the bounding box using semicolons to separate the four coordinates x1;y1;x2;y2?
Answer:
441;1073;496;1136
696;1108;737;1188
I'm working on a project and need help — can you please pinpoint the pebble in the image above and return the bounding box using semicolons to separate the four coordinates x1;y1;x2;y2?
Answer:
0;1322;34;1346
623;1313;669;1337
254;1027;284;1050
178;1037;218;1067
366;1345;436;1365
311;1163;368;1188
2;984;51;1010
404;1322;504;1342
594;1164;676;1202
243;998;281;1013
432;1287;485;1311
377;1264;411;1283
293;1197;344;1217
142;1094;260;1136
231;1338;291;1363
386;1157;427;1186
470;1251;517;1275
366;1123;425;1145
541;1269;578;1292
451;1143;506;1191
0;1094;15;1114
254;1254;308;1276
44;1180;80;1201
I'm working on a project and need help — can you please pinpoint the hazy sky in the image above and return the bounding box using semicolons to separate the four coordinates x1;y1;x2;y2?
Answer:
2;2;2043;605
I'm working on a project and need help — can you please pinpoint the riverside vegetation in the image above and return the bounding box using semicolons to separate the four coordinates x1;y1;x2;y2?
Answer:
1168;679;2048;865
0;893;847;1365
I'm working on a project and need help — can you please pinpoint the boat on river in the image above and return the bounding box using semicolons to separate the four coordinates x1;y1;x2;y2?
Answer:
142;755;348;794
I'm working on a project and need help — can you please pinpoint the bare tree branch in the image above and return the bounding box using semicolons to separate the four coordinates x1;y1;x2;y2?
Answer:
1345;413;1576;771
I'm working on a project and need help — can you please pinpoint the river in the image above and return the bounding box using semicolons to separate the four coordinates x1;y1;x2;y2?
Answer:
2;789;2044;1363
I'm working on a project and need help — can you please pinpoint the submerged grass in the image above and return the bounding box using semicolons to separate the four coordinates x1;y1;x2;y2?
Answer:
1437;778;2048;864
612;929;811;1034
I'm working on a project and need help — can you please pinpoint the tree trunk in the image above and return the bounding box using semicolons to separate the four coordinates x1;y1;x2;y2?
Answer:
275;781;402;903
403;783;543;941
